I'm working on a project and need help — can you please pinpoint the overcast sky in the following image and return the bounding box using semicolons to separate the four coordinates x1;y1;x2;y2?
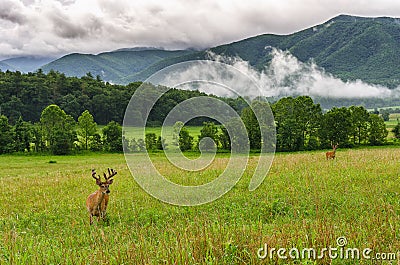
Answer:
1;0;400;59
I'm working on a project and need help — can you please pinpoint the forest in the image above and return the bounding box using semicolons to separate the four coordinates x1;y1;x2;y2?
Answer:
0;70;394;155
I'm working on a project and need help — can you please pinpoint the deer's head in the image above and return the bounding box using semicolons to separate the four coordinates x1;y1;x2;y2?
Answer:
92;168;117;194
330;142;339;151
332;143;339;151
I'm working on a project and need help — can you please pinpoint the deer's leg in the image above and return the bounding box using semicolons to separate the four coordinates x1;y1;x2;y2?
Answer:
89;214;93;225
100;211;105;220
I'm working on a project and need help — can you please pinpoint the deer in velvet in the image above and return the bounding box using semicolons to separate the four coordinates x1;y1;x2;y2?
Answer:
326;143;339;160
86;168;117;225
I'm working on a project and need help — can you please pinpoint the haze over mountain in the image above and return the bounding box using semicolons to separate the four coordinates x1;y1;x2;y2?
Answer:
0;56;55;73
3;15;400;90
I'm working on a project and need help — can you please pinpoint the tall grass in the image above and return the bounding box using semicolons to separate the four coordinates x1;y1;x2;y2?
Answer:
0;148;399;264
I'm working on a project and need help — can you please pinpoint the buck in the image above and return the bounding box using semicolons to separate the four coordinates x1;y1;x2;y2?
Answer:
86;168;117;225
326;143;339;160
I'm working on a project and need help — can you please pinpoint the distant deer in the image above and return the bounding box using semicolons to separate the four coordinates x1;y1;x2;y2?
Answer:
86;168;117;225
326;143;339;160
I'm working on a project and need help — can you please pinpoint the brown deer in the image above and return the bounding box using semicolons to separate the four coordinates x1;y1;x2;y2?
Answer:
86;168;117;225
326;143;339;160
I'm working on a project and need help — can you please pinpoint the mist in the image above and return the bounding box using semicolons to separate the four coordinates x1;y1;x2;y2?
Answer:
207;48;399;99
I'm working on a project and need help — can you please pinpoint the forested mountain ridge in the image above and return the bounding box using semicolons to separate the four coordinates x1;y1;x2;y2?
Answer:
26;14;400;88
0;56;55;73
41;49;194;84
208;15;400;88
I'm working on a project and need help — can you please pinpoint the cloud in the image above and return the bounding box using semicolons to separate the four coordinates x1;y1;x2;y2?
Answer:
217;48;399;98
0;0;27;25
1;0;400;59
156;48;398;99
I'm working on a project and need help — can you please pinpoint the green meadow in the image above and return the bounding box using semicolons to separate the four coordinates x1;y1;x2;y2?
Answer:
122;125;203;143
386;113;400;129
0;147;399;264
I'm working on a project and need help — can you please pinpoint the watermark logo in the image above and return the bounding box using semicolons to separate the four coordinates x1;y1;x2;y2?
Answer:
257;236;399;261
123;60;276;206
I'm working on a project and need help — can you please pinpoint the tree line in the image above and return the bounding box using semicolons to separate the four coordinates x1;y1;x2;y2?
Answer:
0;69;394;154
0;96;392;155
127;96;392;153
0;69;395;127
0;105;123;155
271;96;389;151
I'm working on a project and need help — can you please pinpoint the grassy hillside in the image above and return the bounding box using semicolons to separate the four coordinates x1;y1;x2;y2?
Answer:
0;148;399;264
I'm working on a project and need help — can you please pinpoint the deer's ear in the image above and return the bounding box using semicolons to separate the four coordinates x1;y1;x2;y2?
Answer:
96;178;102;185
107;179;114;185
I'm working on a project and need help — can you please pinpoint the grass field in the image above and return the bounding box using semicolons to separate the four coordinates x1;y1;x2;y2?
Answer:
386;114;400;129
123;126;202;143
385;114;399;140
0;148;399;264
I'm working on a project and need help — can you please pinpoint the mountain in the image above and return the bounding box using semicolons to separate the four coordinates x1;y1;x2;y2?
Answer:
0;56;55;73
204;14;400;88
113;47;165;52
41;49;194;83
0;61;14;71
41;15;400;87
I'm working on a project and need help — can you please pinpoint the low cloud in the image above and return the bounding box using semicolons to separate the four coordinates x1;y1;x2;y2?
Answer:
220;48;397;98
157;48;399;99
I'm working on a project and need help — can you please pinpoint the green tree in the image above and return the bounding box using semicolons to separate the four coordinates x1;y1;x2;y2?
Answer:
219;125;230;150
32;122;45;152
294;96;322;150
102;121;122;152
179;127;193;151
13;116;33;152
145;133;157;151
272;97;297;151
320;107;352;147
1;96;23;124
77;110;98;150
381;110;390;122
241;106;261;150
272;96;321;151
137;139;146;152
0;115;14;154
349;106;370;145
198;122;219;151
368;114;388;145
220;117;249;152
51;129;74;155
156;136;166;150
129;138;139;152
392;121;400;140
40;104;76;154
172;121;184;147
90;133;103;151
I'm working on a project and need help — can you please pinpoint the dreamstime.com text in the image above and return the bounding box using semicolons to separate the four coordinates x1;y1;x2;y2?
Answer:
257;237;399;261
